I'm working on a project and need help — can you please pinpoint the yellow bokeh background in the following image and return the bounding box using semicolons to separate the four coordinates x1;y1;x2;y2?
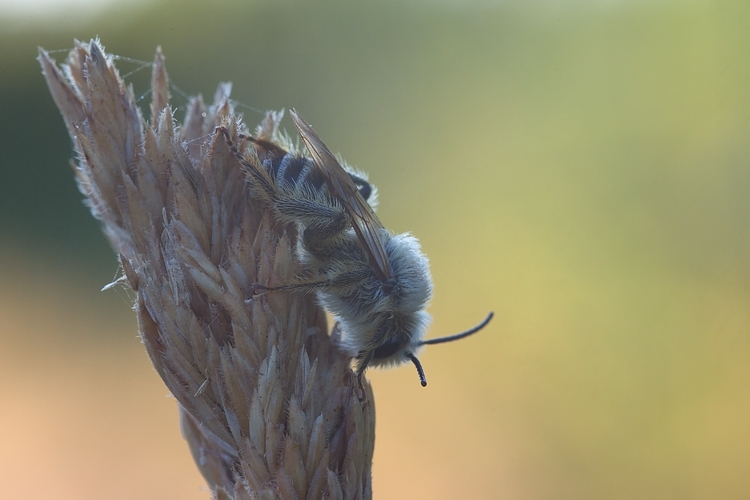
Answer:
1;1;749;498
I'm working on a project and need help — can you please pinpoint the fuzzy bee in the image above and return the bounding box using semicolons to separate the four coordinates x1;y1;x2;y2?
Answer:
219;110;492;388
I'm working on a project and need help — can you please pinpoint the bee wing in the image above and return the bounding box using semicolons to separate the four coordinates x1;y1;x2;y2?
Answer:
290;110;392;283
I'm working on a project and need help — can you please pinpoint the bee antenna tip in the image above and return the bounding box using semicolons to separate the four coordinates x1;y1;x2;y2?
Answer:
406;352;427;387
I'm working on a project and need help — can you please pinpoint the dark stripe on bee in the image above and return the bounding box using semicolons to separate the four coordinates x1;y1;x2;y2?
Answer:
264;153;373;202
347;172;372;201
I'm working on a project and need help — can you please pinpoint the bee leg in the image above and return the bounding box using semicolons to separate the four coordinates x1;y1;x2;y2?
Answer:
250;280;331;295
275;198;349;245
354;350;373;402
356;373;367;402
218;126;280;206
252;268;371;295
356;350;373;376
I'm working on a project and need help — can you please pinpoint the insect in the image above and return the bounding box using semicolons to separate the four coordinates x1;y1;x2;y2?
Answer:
219;110;492;388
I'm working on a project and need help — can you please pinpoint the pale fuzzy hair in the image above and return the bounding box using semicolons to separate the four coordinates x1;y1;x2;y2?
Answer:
320;231;433;368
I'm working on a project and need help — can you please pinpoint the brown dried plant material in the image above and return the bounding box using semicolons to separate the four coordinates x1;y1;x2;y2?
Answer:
39;39;374;500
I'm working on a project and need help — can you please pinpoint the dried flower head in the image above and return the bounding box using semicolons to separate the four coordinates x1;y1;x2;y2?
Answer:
39;39;374;500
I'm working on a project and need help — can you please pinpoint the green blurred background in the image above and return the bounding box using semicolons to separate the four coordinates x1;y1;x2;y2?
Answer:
2;0;750;498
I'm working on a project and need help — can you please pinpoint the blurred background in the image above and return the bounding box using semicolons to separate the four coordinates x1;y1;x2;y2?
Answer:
2;0;750;498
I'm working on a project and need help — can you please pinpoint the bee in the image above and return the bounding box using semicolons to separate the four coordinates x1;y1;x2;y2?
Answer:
219;110;492;388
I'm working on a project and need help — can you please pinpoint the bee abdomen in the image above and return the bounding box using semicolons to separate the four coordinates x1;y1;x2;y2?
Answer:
268;153;326;195
265;153;374;203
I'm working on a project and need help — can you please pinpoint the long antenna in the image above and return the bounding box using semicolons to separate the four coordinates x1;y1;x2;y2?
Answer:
407;312;494;388
406;352;428;387
420;312;494;346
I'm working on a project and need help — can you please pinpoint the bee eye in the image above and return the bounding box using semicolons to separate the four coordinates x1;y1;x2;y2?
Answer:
372;338;407;359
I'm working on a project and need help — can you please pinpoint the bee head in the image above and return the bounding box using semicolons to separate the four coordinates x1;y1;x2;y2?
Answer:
366;311;494;387
366;310;431;385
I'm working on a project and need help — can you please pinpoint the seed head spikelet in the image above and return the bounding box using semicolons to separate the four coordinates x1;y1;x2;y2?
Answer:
39;39;374;499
